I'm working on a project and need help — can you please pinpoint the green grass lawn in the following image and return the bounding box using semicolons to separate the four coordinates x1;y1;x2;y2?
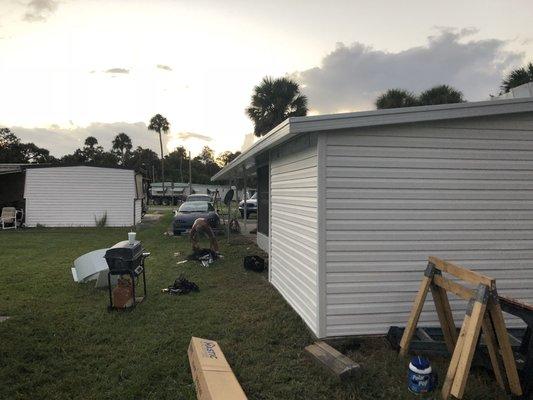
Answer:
0;213;508;399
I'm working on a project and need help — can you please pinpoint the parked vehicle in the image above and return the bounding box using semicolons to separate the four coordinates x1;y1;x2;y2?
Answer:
186;194;212;203
239;192;257;218
172;201;220;235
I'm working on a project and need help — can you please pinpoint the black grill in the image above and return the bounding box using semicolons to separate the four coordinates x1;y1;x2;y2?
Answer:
104;240;150;310
104;240;144;274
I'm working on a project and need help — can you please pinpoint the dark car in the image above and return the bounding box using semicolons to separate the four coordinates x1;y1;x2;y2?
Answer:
186;194;212;203
173;201;220;235
239;192;257;218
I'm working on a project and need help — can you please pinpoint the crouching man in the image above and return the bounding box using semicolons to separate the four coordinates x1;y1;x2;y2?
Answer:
189;218;219;254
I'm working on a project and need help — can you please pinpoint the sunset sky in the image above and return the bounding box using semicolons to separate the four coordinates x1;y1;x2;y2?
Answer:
1;0;533;157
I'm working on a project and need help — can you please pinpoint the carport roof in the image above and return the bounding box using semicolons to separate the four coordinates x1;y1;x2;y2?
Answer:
211;97;533;181
0;163;28;175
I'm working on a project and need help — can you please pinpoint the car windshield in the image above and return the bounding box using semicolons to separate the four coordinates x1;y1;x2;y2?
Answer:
187;195;210;202
251;193;257;199
179;202;210;213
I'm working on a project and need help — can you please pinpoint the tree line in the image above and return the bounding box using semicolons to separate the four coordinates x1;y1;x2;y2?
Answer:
0;127;241;184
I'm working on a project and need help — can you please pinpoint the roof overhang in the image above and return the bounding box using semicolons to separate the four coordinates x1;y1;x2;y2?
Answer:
212;97;533;181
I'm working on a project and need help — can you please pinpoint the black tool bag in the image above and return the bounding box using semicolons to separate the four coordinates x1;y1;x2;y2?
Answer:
243;255;266;272
168;275;199;295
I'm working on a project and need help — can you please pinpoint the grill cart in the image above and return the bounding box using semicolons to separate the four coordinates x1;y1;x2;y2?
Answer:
104;240;150;310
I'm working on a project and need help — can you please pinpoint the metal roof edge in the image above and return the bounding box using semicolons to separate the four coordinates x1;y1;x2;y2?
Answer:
211;119;291;181
289;97;533;133
211;97;533;181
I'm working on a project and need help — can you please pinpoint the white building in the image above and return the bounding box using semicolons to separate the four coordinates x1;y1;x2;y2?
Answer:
212;97;533;338
22;166;144;227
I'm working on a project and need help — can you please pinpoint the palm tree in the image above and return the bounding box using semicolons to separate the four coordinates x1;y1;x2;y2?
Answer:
501;62;533;93
148;114;170;193
246;77;308;137
375;89;418;109
418;85;465;106
112;132;133;165
83;136;103;163
84;136;98;148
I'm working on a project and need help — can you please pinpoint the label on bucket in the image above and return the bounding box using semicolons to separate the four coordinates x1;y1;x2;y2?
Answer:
408;356;436;396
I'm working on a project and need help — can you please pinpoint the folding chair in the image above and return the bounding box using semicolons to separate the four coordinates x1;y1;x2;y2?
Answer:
1;207;17;230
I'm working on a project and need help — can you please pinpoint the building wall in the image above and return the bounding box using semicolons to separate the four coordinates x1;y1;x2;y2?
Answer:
324;113;533;336
270;134;319;335
25;166;136;227
134;199;142;225
256;232;269;253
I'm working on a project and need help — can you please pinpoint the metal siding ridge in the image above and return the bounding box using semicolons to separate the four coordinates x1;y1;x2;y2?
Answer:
317;133;327;339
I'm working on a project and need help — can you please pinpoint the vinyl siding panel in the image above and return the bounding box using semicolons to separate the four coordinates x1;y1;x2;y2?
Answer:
270;142;319;335
325;115;533;337
134;199;142;224
25;166;136;227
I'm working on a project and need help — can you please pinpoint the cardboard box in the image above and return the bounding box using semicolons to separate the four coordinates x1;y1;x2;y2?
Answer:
188;337;248;400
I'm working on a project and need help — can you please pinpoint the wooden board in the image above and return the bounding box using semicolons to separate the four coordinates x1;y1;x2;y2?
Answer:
489;297;523;396
428;256;494;287
481;314;506;390
399;275;432;356
442;312;471;399
431;284;455;353
450;300;487;398
305;341;361;381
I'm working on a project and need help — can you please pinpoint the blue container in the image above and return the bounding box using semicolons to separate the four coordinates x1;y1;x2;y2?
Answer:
408;356;436;395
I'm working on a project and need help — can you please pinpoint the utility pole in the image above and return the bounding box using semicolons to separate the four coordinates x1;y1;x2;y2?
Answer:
243;165;247;234
171;181;174;206
180;154;184;182
188;150;192;195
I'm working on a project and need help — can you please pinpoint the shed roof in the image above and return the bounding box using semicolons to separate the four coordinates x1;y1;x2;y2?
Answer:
212;97;533;181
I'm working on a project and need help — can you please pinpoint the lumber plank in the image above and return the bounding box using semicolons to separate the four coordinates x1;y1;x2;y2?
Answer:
431;284;455;353
433;275;475;301
489;297;523;396
399;275;432;356
416;328;435;342
305;342;360;380
481;314;506;390
438;285;458;345
451;299;487;399
428;256;494;287
442;313;470;400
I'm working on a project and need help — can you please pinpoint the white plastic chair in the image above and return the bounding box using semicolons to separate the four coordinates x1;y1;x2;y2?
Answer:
1;207;17;230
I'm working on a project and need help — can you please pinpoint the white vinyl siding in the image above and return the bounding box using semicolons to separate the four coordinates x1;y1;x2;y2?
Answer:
25;166;136;227
270;139;319;335
325;115;533;336
134;199;142;225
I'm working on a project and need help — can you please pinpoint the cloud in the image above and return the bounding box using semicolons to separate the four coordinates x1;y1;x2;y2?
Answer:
173;132;212;142
23;0;59;22
156;64;173;71
4;122;167;157
293;28;524;113
105;68;130;74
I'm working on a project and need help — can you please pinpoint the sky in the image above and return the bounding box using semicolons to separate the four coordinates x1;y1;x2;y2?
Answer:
1;0;533;157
